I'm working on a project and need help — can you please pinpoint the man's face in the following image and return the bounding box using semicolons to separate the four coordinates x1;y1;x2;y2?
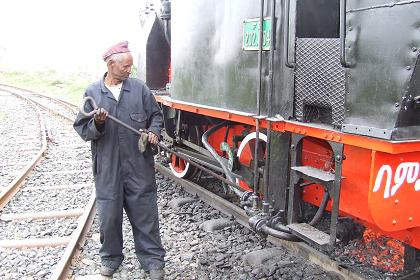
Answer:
109;53;133;81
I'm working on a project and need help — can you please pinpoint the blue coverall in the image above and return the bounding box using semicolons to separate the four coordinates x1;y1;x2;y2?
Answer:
73;75;165;271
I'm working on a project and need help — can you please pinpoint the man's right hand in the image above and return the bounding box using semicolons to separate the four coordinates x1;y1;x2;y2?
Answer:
94;108;108;125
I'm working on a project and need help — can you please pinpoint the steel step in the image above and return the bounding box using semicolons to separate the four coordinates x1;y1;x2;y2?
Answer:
288;223;338;248
291;166;335;184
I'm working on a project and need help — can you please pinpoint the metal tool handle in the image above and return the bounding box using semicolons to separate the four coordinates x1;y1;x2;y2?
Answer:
79;96;141;136
79;96;98;117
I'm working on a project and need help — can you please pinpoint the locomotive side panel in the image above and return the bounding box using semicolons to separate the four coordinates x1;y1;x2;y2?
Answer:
343;1;420;140
171;0;294;118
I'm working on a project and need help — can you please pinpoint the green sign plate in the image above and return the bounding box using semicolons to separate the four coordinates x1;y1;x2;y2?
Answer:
243;18;272;51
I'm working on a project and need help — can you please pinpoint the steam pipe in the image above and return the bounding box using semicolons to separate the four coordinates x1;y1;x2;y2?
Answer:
160;0;171;45
202;121;245;197
271;221;292;234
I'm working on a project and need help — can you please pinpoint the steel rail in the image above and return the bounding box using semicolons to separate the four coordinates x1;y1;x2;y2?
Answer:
155;162;366;280
49;190;96;280
0;90;48;210
28;98;74;122
0;85;97;279
0;84;78;117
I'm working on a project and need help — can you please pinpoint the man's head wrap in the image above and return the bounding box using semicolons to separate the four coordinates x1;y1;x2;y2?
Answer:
103;41;130;61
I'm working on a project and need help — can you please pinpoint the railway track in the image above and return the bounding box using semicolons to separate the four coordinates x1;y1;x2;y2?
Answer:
0;84;95;279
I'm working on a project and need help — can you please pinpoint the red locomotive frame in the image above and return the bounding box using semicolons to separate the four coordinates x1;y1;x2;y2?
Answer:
156;95;420;250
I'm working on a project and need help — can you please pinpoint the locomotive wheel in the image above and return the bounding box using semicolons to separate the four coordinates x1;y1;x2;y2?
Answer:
169;126;201;179
236;132;267;191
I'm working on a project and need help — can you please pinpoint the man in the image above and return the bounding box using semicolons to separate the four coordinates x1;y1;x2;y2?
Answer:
74;41;165;279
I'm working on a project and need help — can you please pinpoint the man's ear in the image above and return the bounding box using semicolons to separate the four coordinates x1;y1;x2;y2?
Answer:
106;59;114;68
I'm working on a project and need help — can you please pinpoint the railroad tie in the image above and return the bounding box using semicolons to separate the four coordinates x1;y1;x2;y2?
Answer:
0;209;84;221
0;237;71;249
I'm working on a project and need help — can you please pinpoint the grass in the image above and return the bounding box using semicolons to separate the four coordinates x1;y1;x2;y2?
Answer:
0;70;94;105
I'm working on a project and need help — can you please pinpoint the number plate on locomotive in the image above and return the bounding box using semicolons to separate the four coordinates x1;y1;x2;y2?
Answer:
243;18;272;51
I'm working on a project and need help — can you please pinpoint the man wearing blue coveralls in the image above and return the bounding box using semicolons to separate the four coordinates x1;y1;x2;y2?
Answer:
74;41;165;279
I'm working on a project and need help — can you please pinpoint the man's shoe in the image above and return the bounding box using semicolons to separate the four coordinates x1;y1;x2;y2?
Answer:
100;265;117;277
149;269;165;280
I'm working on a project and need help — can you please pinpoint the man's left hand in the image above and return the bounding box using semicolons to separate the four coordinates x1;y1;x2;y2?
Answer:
148;132;159;145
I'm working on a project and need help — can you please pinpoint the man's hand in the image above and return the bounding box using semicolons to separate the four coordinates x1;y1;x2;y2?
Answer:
94;108;108;125
148;131;159;145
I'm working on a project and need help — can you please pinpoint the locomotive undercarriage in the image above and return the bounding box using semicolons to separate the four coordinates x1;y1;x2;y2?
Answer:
160;108;356;250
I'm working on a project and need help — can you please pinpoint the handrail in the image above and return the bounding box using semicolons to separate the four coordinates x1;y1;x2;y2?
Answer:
340;0;351;68
284;0;295;68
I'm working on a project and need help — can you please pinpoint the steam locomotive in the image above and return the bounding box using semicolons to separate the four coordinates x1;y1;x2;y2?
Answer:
138;0;420;270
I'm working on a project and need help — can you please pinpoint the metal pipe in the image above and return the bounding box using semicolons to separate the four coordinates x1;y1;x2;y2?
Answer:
252;0;265;208
249;215;298;241
160;0;171;45
262;0;276;214
271;222;292;234
202;121;245;197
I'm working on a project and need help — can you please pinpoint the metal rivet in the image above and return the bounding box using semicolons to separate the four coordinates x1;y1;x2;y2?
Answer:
406;66;411;70
394;199;399;204
409;217;413;222
348;27;352;31
413;47;418;52
395;103;400;107
392;220;397;225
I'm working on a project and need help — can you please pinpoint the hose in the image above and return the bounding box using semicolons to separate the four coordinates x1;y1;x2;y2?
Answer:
261;224;299;241
309;189;330;226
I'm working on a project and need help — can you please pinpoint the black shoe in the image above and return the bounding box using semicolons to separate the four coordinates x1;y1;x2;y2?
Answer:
100;265;117;277
149;269;165;280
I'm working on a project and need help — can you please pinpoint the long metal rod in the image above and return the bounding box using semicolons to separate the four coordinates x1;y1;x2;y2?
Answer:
253;0;265;198
168;147;245;193
79;97;247;195
263;0;276;214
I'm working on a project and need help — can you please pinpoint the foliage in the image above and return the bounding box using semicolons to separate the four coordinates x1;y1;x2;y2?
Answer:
0;70;93;105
